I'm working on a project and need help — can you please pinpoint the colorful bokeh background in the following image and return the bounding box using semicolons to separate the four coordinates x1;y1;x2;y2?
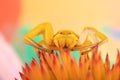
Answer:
1;0;120;73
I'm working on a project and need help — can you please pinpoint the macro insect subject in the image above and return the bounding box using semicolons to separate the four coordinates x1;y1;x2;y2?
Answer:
24;23;107;55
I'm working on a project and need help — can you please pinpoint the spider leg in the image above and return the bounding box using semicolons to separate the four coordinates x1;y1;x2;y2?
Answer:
72;27;107;54
33;41;44;56
24;23;54;53
75;28;97;48
84;27;108;46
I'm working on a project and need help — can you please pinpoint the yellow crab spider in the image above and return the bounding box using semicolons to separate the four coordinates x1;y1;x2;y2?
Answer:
24;23;107;55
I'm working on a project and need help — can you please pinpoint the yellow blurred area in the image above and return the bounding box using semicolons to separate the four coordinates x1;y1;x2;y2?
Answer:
21;0;120;62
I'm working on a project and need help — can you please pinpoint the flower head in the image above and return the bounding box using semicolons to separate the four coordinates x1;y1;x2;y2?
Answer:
20;47;120;80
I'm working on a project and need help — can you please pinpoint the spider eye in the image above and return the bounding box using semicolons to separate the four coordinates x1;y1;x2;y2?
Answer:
60;32;63;34
68;32;71;34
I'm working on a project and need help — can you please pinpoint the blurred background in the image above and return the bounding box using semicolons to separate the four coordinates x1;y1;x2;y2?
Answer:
1;0;120;66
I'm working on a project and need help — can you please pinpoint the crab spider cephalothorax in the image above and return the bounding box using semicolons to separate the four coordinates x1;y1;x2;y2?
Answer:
24;23;107;55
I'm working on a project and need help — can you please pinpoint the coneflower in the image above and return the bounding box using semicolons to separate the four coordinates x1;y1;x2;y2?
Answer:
20;46;120;80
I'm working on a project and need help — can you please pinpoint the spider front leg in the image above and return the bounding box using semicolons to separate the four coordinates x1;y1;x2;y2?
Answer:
84;27;108;45
73;27;107;54
24;23;54;55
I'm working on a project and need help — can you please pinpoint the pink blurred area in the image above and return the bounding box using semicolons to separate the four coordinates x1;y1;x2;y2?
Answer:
0;33;22;80
0;0;21;42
